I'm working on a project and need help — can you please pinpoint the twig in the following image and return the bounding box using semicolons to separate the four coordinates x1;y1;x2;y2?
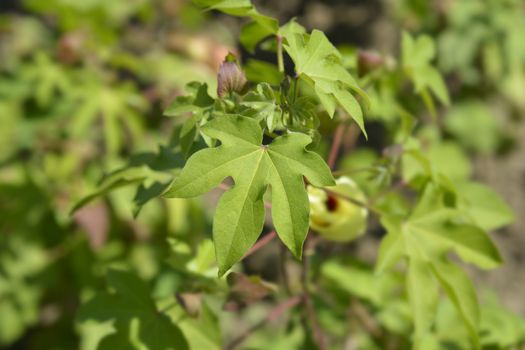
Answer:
328;123;346;170
350;298;382;339
223;296;302;350
342;122;361;153
276;35;284;73
241;231;277;259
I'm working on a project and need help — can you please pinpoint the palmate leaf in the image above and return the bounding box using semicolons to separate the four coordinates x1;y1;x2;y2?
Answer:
402;32;450;112
376;183;502;349
282;27;368;137
164;116;334;276
378;183;502;270
78;270;189;350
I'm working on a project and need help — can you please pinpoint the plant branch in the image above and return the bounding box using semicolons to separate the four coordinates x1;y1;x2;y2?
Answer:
328;123;346;170
241;231;277;259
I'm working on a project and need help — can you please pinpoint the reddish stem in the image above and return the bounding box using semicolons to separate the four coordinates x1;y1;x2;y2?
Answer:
328;123;346;170
242;231;277;259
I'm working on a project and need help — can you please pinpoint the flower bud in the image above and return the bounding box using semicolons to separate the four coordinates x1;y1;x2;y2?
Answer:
357;50;384;77
217;53;247;97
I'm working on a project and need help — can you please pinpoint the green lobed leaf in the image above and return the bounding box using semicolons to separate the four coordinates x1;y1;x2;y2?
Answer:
408;184;502;269
378;183;502;269
282;28;368;137
164;116;334;276
402;32;450;107
376;183;500;348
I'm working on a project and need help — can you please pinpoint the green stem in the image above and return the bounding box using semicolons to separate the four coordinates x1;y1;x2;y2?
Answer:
277;35;284;73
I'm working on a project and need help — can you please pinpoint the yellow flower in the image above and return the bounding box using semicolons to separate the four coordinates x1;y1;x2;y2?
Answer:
308;176;368;242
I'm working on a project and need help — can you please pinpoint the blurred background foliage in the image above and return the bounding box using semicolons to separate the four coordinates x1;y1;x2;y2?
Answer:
0;0;524;349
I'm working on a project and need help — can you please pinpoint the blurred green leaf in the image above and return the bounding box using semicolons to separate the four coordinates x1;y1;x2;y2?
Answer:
456;181;514;231
406;257;438;345
445;102;503;154
431;260;480;349
79;269;189;350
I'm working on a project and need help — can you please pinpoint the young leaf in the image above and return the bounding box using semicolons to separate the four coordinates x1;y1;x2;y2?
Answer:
164;116;334;276
402;32;450;108
241;83;282;131
282;29;368;137
78;269;189;350
164;82;215;156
